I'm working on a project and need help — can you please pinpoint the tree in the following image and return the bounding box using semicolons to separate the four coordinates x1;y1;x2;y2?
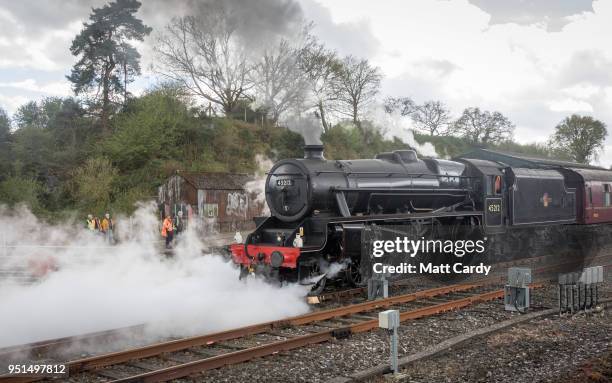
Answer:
156;3;253;115
453;107;514;144
46;98;89;152
335;56;382;126
67;0;151;133
0;176;44;213
410;101;451;136
299;43;342;132
550;115;607;164
383;97;416;116
250;27;313;124
0;107;11;179
0;107;9;142
71;157;118;212
11;126;55;178
384;97;451;136
102;88;194;171
13;101;46;129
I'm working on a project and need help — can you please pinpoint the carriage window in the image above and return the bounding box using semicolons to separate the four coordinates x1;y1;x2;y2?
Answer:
588;187;593;206
605;184;611;207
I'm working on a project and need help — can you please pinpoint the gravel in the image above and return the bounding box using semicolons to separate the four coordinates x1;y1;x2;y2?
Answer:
180;281;610;383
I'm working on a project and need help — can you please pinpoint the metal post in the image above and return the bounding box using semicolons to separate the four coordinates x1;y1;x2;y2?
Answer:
390;326;398;374
557;284;563;315
379;309;400;375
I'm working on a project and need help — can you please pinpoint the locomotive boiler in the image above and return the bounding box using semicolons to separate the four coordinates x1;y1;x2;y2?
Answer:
267;145;467;221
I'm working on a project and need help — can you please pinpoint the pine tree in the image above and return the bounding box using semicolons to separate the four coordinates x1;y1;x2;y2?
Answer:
67;0;151;133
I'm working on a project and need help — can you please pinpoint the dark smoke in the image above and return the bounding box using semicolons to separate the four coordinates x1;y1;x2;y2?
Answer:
140;0;304;46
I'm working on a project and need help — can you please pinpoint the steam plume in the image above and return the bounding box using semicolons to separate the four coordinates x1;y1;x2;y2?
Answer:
0;202;309;349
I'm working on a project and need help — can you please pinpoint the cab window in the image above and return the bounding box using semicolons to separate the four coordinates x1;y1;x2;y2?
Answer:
487;175;502;195
604;184;611;207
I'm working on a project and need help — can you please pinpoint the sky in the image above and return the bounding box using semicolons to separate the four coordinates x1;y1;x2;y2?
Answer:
0;0;611;165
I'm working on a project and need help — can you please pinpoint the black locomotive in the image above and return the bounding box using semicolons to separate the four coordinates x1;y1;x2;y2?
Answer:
230;145;612;290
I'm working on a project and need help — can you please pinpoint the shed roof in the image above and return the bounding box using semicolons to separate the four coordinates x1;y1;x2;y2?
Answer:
177;172;251;190
459;148;604;170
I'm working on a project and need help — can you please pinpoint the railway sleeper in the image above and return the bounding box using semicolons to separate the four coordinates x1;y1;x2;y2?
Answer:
332;328;352;340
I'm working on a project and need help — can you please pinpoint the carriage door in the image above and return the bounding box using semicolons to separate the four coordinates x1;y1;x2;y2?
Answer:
485;175;503;228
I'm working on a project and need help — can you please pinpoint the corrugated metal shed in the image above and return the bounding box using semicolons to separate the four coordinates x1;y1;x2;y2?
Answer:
158;172;264;233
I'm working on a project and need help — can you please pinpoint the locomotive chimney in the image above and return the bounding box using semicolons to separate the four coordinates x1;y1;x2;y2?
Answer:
304;144;325;160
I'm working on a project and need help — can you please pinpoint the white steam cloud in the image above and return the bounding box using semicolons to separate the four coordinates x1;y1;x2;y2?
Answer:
0;202;309;349
282;113;323;146
245;154;274;217
370;105;439;158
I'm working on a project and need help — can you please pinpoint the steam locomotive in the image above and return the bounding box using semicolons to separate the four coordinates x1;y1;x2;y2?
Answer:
230;145;612;291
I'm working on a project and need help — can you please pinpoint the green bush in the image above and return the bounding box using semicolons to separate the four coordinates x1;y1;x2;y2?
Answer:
0;176;44;214
70;157;118;213
322;123;409;160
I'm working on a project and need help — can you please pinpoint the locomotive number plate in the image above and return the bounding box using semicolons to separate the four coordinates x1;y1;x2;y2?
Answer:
488;203;501;213
276;179;294;187
485;197;503;226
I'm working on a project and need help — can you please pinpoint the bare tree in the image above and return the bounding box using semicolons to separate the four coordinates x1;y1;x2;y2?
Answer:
299;42;342;132
335;56;382;127
384;97;450;136
411;101;451;136
383;96;416;116
453;107;514;144
155;4;252;115
250;27;313;124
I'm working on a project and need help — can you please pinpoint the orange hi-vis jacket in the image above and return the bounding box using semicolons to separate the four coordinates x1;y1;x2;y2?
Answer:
161;217;173;237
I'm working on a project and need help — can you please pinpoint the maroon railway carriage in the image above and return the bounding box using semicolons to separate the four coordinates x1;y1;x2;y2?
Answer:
561;168;612;224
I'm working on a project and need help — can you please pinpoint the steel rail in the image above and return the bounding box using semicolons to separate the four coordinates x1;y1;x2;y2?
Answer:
0;283;481;383
0;325;146;361
317;251;612;302
110;288;512;383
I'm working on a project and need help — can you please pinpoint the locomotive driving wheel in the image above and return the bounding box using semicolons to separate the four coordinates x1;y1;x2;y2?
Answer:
345;258;363;287
303;260;327;296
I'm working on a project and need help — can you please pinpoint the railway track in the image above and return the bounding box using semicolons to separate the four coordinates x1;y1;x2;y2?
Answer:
1;283;509;382
315;251;612;303
2;253;610;382
0;325;146;362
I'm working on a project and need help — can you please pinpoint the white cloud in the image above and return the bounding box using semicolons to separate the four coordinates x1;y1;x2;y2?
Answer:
0;79;71;95
561;83;600;99
0;94;29;115
548;98;594;113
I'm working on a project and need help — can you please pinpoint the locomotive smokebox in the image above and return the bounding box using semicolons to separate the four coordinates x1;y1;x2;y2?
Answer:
304;145;325;160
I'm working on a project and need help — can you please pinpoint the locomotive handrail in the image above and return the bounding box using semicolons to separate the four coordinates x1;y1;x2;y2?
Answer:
314;170;476;178
331;186;471;194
